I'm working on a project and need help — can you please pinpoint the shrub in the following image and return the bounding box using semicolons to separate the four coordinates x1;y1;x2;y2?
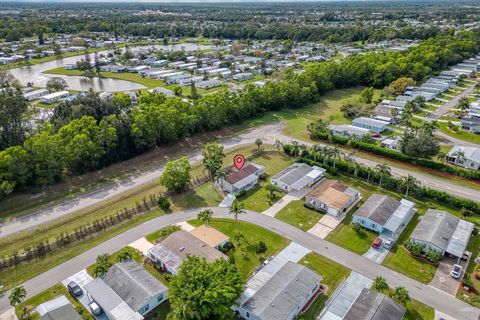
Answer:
254;241;267;254
220;241;234;254
425;250;442;263
157;196;171;210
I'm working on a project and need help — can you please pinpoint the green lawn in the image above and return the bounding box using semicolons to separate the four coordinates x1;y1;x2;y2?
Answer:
325;212;377;255
404;299;435;320
188;218;289;279
382;211;437;284
169;182;223;209
437;122;480;144
299;253;351;320
456;232;480;307
237;182;275;212
145;225;181;243
15;284;93;320
145;301;171;320
275;200;322;231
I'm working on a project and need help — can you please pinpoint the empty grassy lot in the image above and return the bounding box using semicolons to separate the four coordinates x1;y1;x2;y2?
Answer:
275;200;322;231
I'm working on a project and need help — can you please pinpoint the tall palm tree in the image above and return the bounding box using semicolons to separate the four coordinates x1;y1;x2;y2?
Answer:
321;145;330;165
436;151;446;163
197;209;213;226
311;144;323;162
401;175;418;197
330;147;344;170
9;286;27;318
375;163;391;188
274;139;283;154
291;141;301;157
371;276;389;293
229;200;246;239
255;138;263;153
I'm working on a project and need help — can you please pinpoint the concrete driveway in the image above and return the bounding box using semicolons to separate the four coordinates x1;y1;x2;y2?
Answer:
308;214;343;239
363;246;389;264
429;256;469;296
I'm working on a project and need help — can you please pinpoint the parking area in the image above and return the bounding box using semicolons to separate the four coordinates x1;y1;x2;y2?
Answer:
429;254;470;296
308;214;344;239
363;246;389;264
61;270;109;320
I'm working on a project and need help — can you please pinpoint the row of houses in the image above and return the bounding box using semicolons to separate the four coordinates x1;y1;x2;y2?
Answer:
329;117;390;138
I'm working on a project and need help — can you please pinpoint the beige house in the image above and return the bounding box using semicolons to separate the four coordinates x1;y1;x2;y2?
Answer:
305;180;360;217
190;225;230;249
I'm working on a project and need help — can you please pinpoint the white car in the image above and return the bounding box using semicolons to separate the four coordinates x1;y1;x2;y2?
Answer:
89;301;102;316
450;264;463;279
383;238;394;249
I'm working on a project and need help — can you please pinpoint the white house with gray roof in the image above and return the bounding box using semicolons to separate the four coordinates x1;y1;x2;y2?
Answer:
410;209;474;258
36;295;83;320
446;146;480;170
84;260;168;320
343;288;405;320
235;261;322;320
271;163;325;192
352;117;389;133
329;124;370;138
352;194;415;240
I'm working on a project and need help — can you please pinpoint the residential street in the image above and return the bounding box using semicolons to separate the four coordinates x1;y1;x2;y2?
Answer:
0;208;478;320
2;122;480;238
428;82;477;119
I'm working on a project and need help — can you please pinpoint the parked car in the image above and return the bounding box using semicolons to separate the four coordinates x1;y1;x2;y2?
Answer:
372;237;382;249
383;238;394;249
371;133;382;138
450;264;463;279
67;281;83;297
89;301;102;315
461;252;471;261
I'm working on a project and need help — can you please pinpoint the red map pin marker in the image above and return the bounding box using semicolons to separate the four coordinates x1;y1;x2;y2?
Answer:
234;154;245;170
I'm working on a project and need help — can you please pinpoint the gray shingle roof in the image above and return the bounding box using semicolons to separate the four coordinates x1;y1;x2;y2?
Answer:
344;288;405;320
102;260;168;312
241;261;321;320
39;304;83;320
354;194;400;226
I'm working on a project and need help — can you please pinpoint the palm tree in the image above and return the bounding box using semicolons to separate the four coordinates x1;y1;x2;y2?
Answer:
197;209;213;226
436;151;446;163
375;163;391;188
352;160;361;179
255;138;263;153
390;108;400;123
401;175;418;197
330;147;344;170
229;200;246;239
274;139;283;154
291;141;301;157
204;158;222;181
9;286;27;318
457;97;470;113
453;150;466;165
389;286;411;306
321;145;330;165
311;144;323;162
371;276;389;293
366;167;372;183
116;248;133;262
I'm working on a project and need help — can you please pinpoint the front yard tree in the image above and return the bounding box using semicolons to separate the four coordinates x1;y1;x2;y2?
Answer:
229;200;246;239
9;286;27;318
160;156;191;193
400;122;440;158
389;286;411;306
169;256;244;320
92;253;112;277
202;143;225;181
46;77;68;92
371;276;389;293
197;209;213;226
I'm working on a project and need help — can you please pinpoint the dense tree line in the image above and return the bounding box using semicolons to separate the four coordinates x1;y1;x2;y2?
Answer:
0;31;478;198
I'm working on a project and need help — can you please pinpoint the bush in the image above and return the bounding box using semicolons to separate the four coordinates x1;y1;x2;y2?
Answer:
254;241;267;254
220;241;234;254
425;250;442;263
157;196;171;210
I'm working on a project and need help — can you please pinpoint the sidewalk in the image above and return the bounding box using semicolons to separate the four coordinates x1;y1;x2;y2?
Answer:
0;307;17;320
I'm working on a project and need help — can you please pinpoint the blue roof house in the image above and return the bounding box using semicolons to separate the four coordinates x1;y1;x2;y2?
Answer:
352;117;389;133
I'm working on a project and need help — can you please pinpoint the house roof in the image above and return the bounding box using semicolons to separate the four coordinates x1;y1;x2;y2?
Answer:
307;180;358;210
352;117;389;128
354;194;400;226
189;225;230;248
148;230;226;273
410;209;473;256
37;296;83;320
102;260;168;312
344;288;405;320
329;124;370;136
447;146;480;163
224;162;263;185
241;262;322;320
272;163;325;190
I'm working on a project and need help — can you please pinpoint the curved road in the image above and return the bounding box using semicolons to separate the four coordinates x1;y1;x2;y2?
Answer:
0;208;478;320
2;122;480;238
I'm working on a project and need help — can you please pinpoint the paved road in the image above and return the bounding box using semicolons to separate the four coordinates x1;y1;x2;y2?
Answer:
0;208;478;320
428;83;476;119
435;129;480;147
0;123;283;238
270;132;480;202
3;120;480;238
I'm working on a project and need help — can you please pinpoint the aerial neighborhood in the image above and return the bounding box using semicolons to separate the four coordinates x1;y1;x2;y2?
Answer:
2;2;480;320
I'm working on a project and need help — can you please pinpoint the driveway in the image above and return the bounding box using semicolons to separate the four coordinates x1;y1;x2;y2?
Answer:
308;214;343;239
428;83;477;119
363;246;389;264
1;208;479;320
429;256;469;296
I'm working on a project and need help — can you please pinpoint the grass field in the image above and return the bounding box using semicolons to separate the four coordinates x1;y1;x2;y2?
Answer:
404;299;435;320
299;253;351;320
275;200;322;231
437;122;480;144
188;218;289;279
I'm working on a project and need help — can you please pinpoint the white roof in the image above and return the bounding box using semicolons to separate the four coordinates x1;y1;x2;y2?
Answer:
383;199;415;234
446;219;474;257
42;91;69;100
36;295;70;316
447;145;480;163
